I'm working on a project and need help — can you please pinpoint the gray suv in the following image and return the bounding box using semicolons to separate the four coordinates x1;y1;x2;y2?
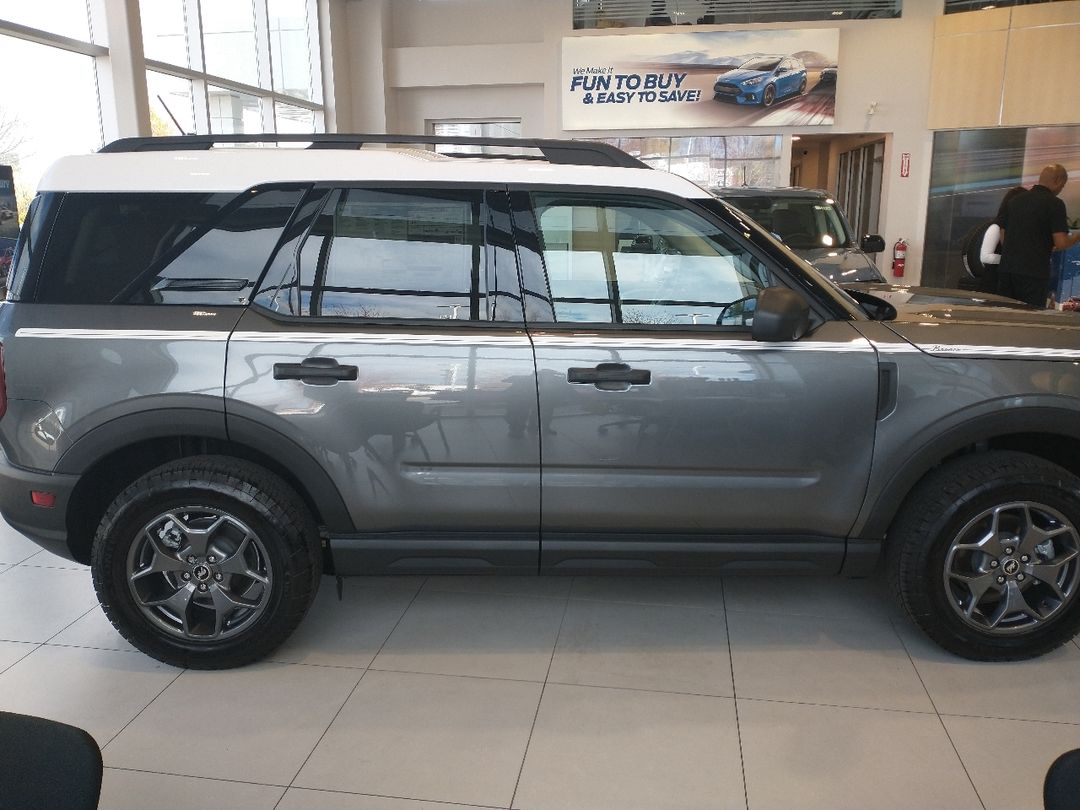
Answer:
2;134;1080;669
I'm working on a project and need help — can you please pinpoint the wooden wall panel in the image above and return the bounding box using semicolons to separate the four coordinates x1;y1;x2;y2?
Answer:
1002;24;1080;127
929;1;1080;130
927;31;1008;130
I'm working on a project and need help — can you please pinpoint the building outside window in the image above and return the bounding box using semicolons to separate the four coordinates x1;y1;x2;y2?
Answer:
596;135;784;189
0;1;326;219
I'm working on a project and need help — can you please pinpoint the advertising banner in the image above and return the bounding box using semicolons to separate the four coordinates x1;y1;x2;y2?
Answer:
562;29;839;131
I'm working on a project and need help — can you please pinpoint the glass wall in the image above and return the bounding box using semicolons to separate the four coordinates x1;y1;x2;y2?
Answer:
0;34;103;222
944;0;1070;13
922;125;1080;288
573;0;900;29
432;121;523;155
1;0;326;219
139;0;324;137
595;136;783;188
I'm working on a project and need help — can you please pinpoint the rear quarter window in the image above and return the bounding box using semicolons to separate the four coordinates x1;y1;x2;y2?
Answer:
30;188;305;306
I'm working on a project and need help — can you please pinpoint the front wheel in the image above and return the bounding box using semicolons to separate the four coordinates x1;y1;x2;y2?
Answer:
91;456;322;669
762;84;776;107
889;451;1080;660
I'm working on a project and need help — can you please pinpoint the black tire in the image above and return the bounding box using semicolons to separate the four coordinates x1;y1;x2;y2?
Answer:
90;456;322;669
888;451;1080;661
762;85;776;107
798;77;807;95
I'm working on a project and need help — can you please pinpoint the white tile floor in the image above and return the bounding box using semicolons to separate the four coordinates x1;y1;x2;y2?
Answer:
2;520;1080;810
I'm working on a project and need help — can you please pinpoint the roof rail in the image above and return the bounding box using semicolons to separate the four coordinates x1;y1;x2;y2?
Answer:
99;134;649;169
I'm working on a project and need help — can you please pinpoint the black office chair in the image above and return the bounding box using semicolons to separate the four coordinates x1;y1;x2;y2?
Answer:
1045;748;1080;810
0;711;102;810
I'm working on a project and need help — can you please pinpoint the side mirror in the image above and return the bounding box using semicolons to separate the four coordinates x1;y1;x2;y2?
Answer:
751;287;810;342
861;234;886;254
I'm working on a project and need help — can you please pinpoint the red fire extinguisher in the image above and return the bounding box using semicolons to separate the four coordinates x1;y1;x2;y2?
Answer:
892;238;907;277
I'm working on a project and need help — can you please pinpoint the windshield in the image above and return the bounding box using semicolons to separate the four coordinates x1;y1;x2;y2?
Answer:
722;196;852;251
740;58;781;72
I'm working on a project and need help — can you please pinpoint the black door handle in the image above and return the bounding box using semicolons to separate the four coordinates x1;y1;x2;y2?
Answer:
273;357;358;385
567;362;651;390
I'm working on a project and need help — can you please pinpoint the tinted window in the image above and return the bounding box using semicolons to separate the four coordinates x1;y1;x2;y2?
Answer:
33;192;233;304
122;188;306;305
5;193;50;300
532;193;774;326
294;188;489;321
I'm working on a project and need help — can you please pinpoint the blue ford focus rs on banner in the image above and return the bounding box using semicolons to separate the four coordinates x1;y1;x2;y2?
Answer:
713;55;807;107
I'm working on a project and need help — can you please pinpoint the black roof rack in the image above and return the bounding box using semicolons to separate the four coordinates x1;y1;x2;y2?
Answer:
99;134;649;170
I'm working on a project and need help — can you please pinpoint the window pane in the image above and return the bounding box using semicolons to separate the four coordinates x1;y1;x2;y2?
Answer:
202;0;259;86
533;193;773;325
432;121;522;155
301;189;487;320
129;188;304;305
595;135;781;188
268;0;313;100
0;37;101;203
208;87;263;134
139;0;189;67
275;103;315;134
148;72;195;136
32;192;235;304
1;2;91;41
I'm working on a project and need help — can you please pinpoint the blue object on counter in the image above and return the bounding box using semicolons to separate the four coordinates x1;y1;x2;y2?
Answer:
1053;236;1080;302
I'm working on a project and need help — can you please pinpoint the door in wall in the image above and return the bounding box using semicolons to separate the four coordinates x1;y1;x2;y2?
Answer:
836;139;884;240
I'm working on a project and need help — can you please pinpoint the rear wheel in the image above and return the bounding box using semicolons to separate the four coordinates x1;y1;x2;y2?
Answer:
90;456;322;669
889;451;1080;660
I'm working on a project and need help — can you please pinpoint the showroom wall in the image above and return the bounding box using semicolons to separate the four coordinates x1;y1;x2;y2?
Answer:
333;0;940;280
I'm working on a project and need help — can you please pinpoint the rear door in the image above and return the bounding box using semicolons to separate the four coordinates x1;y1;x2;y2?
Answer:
511;189;880;573
226;186;541;573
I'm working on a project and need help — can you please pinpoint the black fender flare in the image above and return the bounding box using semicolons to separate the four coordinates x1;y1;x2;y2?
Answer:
857;405;1080;541
56;407;353;533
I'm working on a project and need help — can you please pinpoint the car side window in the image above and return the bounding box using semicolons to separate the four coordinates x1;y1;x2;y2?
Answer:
292;188;493;321
31;191;235;304
531;192;774;326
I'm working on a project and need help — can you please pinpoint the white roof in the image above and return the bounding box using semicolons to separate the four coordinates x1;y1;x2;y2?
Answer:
37;148;711;199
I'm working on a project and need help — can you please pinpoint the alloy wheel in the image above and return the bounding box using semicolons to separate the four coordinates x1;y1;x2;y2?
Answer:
943;500;1080;634
126;507;273;641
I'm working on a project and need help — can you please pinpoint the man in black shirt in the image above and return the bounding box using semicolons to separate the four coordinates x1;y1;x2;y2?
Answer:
998;164;1080;308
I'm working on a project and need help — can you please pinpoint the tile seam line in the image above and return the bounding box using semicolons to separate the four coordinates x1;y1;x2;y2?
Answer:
892;618;987;810
737;696;939;716
105;765;292;790
100;666;186;752
0;640;43;677
722;578;750;810
276;782;505;809
509;580;572;810
275;575;429;807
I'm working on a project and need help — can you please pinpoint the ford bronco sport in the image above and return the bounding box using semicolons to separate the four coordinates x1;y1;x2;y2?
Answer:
2;134;1079;669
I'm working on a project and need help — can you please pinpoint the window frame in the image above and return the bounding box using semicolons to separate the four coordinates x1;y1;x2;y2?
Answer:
250;183;528;327
508;184;845;332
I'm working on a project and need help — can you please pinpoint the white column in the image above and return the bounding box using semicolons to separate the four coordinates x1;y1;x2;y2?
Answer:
90;0;151;140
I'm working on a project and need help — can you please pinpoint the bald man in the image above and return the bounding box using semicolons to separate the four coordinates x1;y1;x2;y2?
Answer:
997;164;1080;308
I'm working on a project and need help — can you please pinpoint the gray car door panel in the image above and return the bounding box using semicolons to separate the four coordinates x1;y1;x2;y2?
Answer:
532;322;878;537
515;190;879;567
225;186;541;569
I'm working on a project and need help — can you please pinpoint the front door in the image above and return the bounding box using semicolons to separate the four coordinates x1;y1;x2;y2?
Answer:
512;190;879;573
